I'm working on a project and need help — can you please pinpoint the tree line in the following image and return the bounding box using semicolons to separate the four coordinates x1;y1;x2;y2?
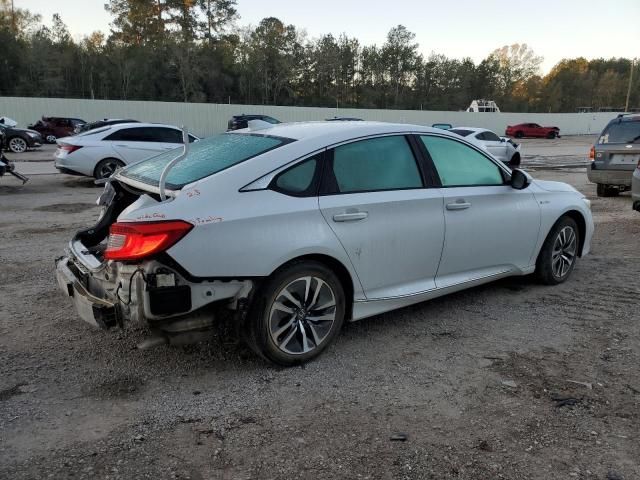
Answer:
0;0;637;112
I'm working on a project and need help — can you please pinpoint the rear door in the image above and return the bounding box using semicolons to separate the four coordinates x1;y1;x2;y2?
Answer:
595;120;640;173
107;127;171;164
318;135;445;300
419;135;540;288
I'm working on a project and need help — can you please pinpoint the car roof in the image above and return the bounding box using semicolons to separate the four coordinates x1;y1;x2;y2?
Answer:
107;122;182;130
230;121;456;143
450;126;488;133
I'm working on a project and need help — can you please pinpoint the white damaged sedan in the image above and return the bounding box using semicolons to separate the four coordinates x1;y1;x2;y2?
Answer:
56;121;594;365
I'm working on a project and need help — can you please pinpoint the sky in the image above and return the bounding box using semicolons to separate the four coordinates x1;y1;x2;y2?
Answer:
16;0;640;73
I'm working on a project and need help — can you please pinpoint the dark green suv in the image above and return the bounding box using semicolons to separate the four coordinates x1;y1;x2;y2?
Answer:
588;114;640;197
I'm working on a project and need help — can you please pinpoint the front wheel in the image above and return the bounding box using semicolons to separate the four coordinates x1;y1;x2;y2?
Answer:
8;137;27;153
94;158;125;180
536;216;579;285
45;134;57;144
245;261;346;365
546;131;557;139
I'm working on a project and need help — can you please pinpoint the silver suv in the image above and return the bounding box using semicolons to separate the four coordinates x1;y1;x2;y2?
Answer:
588;114;640;197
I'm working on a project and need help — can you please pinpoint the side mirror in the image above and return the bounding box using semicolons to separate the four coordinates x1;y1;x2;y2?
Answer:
510;168;532;190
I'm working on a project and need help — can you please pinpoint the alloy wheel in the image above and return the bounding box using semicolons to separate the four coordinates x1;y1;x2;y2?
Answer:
9;137;27;153
46;134;57;143
268;276;337;355
97;160;121;179
551;226;577;279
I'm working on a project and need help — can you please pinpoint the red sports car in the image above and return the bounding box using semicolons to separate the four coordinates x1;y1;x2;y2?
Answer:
505;123;560;139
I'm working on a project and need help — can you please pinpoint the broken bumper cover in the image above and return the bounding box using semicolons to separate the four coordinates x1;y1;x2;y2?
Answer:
56;256;118;329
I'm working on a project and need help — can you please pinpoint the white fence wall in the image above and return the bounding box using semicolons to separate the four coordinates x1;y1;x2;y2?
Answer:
0;96;622;138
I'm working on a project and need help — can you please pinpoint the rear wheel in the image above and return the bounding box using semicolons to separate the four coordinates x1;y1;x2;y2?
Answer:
94;158;124;180
45;134;57;144
8;137;27;153
536;216;579;285
515;131;524;139
596;183;619;197
245;261;345;366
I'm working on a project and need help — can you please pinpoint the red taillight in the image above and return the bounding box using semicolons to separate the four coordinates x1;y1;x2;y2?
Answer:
59;143;82;154
104;220;193;261
589;146;595;161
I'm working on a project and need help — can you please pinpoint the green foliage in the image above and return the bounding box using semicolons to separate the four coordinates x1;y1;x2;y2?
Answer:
1;1;637;112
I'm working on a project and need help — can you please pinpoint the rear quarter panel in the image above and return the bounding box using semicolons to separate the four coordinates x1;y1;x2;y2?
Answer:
121;175;366;300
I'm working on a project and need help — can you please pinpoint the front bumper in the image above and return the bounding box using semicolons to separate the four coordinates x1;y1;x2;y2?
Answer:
56;256;118;329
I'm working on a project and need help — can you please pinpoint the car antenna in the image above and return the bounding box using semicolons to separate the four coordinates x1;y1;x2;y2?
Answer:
158;126;189;201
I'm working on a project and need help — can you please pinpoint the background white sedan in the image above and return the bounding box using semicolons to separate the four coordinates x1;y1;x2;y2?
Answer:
450;127;521;167
54;123;199;179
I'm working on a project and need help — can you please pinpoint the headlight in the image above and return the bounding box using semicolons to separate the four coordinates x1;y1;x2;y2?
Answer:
27;132;39;138
582;197;591;210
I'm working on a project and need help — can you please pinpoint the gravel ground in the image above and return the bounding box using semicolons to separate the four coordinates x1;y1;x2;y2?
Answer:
1;151;639;479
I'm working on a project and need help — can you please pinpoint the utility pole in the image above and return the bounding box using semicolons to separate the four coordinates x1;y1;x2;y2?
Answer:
11;0;16;33
625;58;635;113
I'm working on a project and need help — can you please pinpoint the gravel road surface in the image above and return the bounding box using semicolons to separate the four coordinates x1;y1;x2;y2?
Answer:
1;138;638;479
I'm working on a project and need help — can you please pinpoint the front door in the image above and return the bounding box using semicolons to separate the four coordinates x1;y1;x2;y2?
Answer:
318;135;445;300
419;135;541;288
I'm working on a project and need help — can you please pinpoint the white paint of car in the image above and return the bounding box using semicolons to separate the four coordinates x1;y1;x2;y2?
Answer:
450;127;520;164
56;121;594;363
54;123;199;178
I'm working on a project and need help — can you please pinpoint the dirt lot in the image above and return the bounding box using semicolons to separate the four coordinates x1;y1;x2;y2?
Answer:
1;138;639;479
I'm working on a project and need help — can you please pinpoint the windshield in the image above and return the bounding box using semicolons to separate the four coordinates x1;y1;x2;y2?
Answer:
599;121;640;144
120;132;292;189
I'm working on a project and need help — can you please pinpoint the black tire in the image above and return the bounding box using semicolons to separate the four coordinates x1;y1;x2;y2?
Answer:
546;131;557;139
508;153;521;169
515;131;524;139
45;134;57;144
245;260;346;366
8;136;28;153
536;216;579;285
596;183;619;197
94;158;125;180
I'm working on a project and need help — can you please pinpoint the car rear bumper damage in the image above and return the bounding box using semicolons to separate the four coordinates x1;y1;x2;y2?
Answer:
56;239;254;342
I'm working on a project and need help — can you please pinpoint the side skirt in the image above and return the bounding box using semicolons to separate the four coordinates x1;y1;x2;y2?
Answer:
350;269;530;322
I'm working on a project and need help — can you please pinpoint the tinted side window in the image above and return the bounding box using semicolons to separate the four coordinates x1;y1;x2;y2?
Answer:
148;127;182;143
483;131;500;141
326;136;422;194
272;155;320;196
105;128;146;142
420;136;504;187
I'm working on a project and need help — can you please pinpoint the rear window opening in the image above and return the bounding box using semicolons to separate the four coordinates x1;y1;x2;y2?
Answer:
450;129;473;137
120;132;294;190
599;121;640;144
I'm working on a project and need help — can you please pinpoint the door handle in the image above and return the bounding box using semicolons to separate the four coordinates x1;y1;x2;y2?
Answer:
446;201;472;211
333;212;368;222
